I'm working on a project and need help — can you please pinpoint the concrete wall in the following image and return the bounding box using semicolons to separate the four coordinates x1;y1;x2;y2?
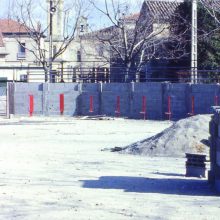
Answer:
209;107;220;193
8;82;220;120
45;83;80;116
132;83;163;119
101;83;130;117
13;83;43;115
79;83;100;115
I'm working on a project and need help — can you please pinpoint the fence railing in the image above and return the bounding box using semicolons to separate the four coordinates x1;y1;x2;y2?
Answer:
25;68;220;83
1;66;220;83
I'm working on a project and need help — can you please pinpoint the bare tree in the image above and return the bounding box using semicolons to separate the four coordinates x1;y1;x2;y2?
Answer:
89;0;189;82
10;0;89;82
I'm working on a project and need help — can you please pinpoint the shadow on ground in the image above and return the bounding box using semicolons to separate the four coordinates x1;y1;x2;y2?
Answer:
80;176;216;196
152;172;186;177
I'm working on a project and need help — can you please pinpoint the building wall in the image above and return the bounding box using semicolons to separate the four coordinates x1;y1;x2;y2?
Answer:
0;35;42;81
8;82;220;120
3;36;37;62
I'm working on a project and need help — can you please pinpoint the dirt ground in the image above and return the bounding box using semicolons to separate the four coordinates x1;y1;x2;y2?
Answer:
0;117;219;220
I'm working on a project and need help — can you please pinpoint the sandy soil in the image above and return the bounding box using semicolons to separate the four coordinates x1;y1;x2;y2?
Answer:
0;117;219;220
122;115;211;157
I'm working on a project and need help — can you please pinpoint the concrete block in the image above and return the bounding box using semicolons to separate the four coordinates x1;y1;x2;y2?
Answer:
132;92;163;119
102;83;130;92
80;92;100;115
82;83;99;92
101;92;130;117
14;92;43;115
14;83;43;92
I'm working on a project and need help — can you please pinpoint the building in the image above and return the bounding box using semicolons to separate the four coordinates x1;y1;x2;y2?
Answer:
43;0;109;83
83;0;186;83
0;0;192;83
0;19;42;81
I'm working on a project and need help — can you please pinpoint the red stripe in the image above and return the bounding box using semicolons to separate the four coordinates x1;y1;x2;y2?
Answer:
167;96;171;120
191;96;195;115
60;94;64;114
89;96;93;112
140;96;147;120
115;96;120;116
29;95;34;117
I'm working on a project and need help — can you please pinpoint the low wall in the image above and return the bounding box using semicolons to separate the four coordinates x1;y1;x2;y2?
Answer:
209;107;220;193
8;82;220;120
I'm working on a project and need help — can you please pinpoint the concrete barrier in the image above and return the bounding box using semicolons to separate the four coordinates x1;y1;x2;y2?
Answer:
8;82;220;120
209;107;220;193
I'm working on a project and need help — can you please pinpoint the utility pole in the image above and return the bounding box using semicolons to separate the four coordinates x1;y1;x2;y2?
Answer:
191;0;198;84
48;0;56;83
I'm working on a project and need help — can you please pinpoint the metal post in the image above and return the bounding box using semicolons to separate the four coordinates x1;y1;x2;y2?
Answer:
61;61;64;82
191;0;198;84
49;0;54;83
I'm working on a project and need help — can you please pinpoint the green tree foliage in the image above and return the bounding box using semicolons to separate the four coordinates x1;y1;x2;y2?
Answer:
173;1;220;70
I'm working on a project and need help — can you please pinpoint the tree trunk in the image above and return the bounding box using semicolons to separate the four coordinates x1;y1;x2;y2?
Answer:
124;62;134;83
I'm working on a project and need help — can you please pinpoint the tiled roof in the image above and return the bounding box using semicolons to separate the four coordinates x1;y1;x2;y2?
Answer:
0;19;31;47
144;0;184;20
0;19;29;34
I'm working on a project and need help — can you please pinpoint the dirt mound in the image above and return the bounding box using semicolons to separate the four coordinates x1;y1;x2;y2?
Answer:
120;115;211;157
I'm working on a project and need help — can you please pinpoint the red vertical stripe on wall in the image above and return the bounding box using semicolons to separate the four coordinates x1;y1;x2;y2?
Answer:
115;96;120;117
29;95;34;117
89;96;94;112
60;94;64;115
140;96;147;120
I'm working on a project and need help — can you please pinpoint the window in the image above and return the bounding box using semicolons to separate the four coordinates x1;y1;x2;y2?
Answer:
20;74;27;82
77;50;81;62
80;24;84;33
19;43;26;53
17;42;26;59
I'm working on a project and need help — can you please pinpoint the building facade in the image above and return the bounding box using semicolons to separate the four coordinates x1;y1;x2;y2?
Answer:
0;0;190;83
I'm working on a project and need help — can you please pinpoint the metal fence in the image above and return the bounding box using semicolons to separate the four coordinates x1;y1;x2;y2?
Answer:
26;67;220;84
1;66;220;83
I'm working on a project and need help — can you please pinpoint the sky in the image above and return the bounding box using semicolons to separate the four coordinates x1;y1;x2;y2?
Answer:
0;0;142;30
